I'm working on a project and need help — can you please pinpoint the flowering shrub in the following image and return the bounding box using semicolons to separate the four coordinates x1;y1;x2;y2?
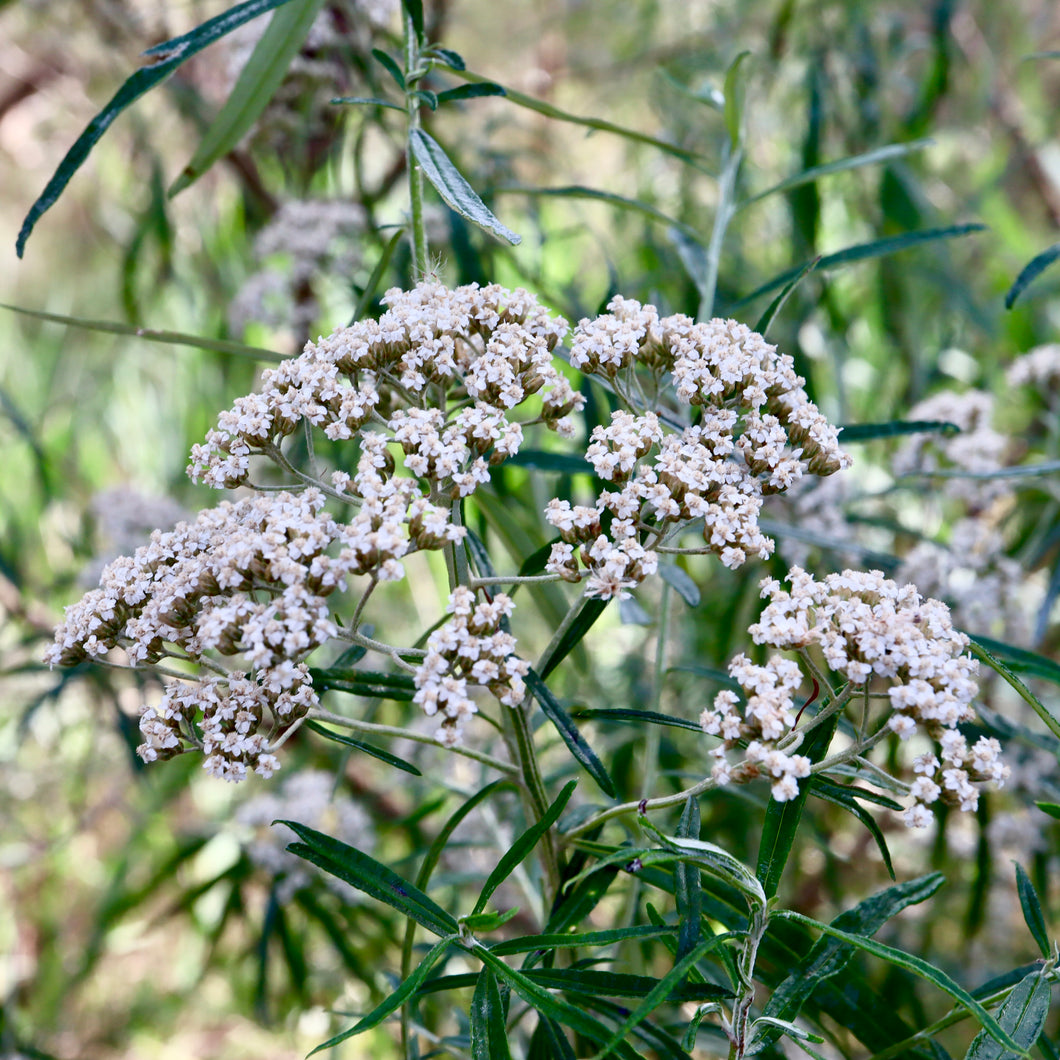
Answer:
14;1;1060;1057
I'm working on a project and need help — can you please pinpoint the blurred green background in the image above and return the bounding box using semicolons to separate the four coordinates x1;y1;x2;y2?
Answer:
2;1;1059;1057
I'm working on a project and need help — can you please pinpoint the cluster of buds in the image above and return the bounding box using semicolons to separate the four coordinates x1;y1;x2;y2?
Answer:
413;588;530;746
700;655;811;802
138;668;317;782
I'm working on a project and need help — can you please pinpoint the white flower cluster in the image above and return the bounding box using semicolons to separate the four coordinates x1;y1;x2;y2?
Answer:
1006;343;1060;392
893;390;1010;506
44;490;383;779
229;199;367;337
193;281;580;492
139;669;317;781
236;769;371;903
745;567;1007;825
413;587;530;746
545;302;850;596
699;655;812;801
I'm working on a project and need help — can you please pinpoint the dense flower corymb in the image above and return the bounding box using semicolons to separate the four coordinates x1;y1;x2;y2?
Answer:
701;567;1008;822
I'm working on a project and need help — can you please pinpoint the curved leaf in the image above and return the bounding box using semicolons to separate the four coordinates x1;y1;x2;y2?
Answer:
409;129;521;244
964;971;1052;1060
471;967;512;1060
1005;242;1060;309
571;707;703;733
1013;863;1051;959
17;0;298;256
304;720;421;776
526;669;616;797
839;419;961;442
170;0;324;196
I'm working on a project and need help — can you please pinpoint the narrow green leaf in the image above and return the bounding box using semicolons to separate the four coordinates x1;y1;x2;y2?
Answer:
966;638;1060;740
839;419;961;442
527;966;729;1003
472;780;577;915
734;223;987;307
491;925;676;957
409;129;522;244
544;864;622;937
756;713;839;899
658;564;700;607
740;138;935;208
438;83;507;103
429;47;466;70
675;798;703;960
414;88;438;111
309;935;455;1054
964;971;1052;1060
331;95;404;110
304;720;422;776
372;47;406;89
1013;863;1051;959
1036;801;1060;820
619;597;653;625
1005;242;1060;309
667;663;740;690
532;1016;577;1060
282;820;459;937
350;228;405;323
462;908;521;933
501;184;700;241
754;874;944;1053
456;71;706;165
170;0;324;195
807;779;895;879
508;449;596;475
539;597;609;679
669;227;712;302
526;670;616;797
475;948;642;1060
17;0;298;257
570;707;703;733
591;937;728;1060
471;967;512;1060
401;0;424;40
777;911;1029;1056
309;666;417;701
722;51;752;146
967;634;1060;688
754;256;819;335
589;996;704;1060
0;302;284;362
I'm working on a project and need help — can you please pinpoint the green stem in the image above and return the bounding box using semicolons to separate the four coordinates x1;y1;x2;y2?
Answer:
698;142;742;320
404;11;429;281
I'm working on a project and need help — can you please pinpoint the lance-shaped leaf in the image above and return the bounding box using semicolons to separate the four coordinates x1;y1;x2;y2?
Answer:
471;966;512;1060
756;713;839;900
839;419;961;442
304;720;422;776
472;780;576;915
17;0;298;257
309;934;455;1055
1013;863;1051;959
170;0;325;196
474;947;643;1060
409;129;521;244
538;597;609;679
0;302;283;362
1005;241;1060;309
282;820;458;937
571;707;703;733
658;564;700;607
966;638;1060;740
526;670;616;797
674;798;703;960
752;873;945;1053
964;970;1052;1060
526;967;729;1003
754;256;819;334
776;911;1029;1056
491;924;676;958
